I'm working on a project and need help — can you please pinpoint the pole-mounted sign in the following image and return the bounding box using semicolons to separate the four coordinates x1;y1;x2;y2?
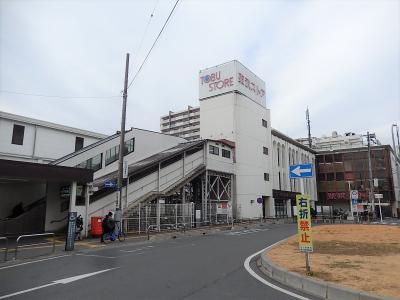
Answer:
289;164;313;178
296;195;313;253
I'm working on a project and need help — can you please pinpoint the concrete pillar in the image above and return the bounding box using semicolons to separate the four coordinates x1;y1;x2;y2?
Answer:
84;184;90;238
69;181;77;213
286;199;292;217
182;187;186;204
156;198;160;232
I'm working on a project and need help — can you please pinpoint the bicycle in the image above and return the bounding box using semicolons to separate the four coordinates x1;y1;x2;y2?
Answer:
102;221;125;243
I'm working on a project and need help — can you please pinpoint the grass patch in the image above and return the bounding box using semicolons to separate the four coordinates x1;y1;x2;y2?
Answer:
314;240;400;256
328;261;361;269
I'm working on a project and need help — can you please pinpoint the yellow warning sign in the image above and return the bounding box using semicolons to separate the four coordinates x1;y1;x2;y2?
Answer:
296;194;313;253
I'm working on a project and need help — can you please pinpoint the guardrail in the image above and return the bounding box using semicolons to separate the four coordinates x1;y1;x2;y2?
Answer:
0;237;8;261
15;233;55;260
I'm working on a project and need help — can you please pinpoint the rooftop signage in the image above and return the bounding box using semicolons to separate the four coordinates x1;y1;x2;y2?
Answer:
199;60;266;107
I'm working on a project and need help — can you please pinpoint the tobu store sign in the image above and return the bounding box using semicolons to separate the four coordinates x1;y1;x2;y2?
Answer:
199;60;266;106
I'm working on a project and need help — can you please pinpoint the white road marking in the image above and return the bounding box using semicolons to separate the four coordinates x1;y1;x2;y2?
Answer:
120;248;144;253
75;253;116;259
0;268;117;299
228;228;269;236
53;268;117;284
119;245;155;253
0;255;70;270
244;241;311;300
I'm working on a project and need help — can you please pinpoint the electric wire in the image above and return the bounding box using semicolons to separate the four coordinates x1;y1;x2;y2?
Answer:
127;0;180;90
128;0;159;75
0;90;121;100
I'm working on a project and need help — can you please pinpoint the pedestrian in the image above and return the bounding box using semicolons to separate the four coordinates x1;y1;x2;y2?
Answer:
101;212;115;243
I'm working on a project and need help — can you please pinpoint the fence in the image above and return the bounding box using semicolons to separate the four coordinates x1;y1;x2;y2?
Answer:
122;202;232;234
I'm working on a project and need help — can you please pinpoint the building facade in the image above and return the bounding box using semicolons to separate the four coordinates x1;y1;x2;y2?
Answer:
160;106;200;141
316;145;399;217
297;131;366;151
0;111;106;163
271;129;317;218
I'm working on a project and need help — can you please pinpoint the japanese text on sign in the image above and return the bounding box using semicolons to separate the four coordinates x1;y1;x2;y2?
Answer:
296;194;313;253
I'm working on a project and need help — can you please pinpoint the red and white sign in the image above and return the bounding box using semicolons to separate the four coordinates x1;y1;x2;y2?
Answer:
199;60;266;106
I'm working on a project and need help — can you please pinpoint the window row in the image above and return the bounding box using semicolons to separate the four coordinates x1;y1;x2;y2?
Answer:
105;138;135;166
76;138;135;171
209;145;231;159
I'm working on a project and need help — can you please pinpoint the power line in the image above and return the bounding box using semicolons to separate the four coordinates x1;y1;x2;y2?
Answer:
127;0;180;90
129;0;160;75
0;90;121;100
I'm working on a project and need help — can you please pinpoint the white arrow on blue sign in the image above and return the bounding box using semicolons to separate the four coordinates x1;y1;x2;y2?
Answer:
104;180;117;188
289;164;313;178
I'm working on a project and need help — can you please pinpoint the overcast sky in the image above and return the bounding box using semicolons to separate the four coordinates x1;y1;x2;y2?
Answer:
0;0;399;145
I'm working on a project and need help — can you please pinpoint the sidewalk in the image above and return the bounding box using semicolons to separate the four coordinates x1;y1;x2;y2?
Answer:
0;221;267;264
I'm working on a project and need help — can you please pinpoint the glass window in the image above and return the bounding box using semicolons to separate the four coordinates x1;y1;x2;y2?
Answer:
326;173;334;181
344;160;353;172
263;147;269;155
76;153;102;171
105;145;119;166
124;138;135;155
335;172;344;181
75;137;84;151
318;173;326;181
222;149;230;158
209;145;219;155
334;153;343;162
12;124;25;145
264;173;270;181
262;119;268;128
325;155;333;163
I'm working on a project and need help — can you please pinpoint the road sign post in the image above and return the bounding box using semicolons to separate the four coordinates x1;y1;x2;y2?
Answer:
296;194;313;274
374;194;384;223
65;212;77;251
290;163;314;274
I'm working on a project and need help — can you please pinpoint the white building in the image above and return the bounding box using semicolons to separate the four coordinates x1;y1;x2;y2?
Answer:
271;129;317;217
160;106;200;141
297;131;367;151
199;61;272;219
0;111;106;163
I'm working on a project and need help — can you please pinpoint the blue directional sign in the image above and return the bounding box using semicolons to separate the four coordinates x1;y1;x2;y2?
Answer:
289;164;313;178
104;180;117;188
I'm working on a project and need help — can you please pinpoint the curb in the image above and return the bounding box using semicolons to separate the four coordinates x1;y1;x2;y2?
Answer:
259;244;396;300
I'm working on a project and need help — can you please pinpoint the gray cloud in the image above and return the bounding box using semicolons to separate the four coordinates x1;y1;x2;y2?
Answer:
0;0;399;145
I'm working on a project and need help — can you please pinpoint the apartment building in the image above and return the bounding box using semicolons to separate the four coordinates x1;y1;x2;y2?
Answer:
160;106;200;141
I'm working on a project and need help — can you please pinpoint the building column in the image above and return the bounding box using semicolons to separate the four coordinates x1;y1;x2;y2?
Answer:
156;198;161;232
84;184;90;238
69;181;77;213
286;199;292;217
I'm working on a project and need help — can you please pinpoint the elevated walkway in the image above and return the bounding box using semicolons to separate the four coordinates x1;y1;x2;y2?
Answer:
87;141;206;219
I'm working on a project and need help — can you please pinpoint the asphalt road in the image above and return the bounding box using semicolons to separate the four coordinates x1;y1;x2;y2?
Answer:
0;223;320;300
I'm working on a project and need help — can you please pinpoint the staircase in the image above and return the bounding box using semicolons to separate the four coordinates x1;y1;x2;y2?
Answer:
88;144;205;219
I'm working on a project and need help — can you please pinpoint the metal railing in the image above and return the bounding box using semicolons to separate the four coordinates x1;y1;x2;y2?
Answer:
0;237;8;261
15;233;55;260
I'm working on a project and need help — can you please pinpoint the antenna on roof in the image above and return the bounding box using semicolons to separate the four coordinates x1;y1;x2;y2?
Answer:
306;107;312;148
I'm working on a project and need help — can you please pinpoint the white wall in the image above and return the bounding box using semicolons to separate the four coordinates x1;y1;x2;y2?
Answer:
57;129;186;180
271;133;317;202
205;141;234;174
200;92;272;219
0;117;103;163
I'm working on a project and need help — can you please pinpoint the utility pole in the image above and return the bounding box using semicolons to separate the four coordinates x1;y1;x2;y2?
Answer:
306;107;312;148
367;132;374;219
117;53;130;210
